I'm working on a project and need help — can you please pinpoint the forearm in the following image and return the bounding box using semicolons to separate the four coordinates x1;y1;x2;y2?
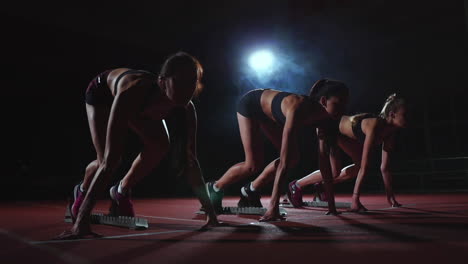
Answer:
319;153;336;211
320;155;334;184
270;164;288;208
186;159;217;218
183;102;213;211
75;165;115;226
381;170;395;197
329;146;342;179
352;166;369;196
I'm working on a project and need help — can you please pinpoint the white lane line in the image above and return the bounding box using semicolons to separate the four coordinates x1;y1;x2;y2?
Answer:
30;203;206;223
376;203;419;210
138;214;204;223
30;230;188;245
19;203;207;244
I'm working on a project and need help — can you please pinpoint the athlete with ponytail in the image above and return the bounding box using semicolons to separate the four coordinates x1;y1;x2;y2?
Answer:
205;79;349;221
56;52;220;239
287;94;408;212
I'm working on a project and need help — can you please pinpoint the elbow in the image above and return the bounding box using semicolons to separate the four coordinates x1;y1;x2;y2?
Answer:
280;156;299;172
358;164;370;176
276;161;289;176
380;165;390;174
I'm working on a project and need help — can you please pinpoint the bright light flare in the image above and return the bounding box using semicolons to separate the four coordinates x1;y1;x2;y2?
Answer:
249;50;274;72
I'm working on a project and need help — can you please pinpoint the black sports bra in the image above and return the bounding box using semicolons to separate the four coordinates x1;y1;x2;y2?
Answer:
351;113;377;142
271;92;292;125
114;69;157;95
113;69;160;111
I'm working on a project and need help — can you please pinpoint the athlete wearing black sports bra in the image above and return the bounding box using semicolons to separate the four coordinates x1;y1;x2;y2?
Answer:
56;52;221;240
237;90;302;125
85;69;159;109
206;79;349;221
288;94;408;212
351;113;377;143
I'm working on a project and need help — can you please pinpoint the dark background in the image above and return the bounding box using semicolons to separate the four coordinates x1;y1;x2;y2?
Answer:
2;0;467;201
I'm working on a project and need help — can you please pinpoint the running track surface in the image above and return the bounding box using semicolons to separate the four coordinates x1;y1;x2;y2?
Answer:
1;193;468;264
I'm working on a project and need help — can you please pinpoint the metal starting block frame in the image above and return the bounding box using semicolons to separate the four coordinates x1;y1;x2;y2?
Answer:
64;207;148;230
280;199;351;209
197;207;288;216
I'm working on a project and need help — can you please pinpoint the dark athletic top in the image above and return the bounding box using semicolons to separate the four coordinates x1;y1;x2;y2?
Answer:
271;92;330;128
271;92;292;125
351;113;377;143
114;69;161;111
114;69;157;94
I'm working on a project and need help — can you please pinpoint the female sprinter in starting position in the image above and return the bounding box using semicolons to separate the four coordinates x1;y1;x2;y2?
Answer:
205;79;349;221
288;94;408;211
56;52;220;239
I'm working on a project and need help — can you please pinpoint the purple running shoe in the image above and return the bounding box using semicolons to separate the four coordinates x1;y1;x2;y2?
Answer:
109;184;135;217
71;183;86;221
287;180;304;208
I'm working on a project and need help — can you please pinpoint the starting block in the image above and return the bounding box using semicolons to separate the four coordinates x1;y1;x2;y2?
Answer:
64;207;148;230
196;207;288;216
280;198;351;209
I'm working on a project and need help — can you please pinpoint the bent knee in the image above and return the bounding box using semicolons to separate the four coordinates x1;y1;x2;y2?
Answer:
380;166;390;174
86;160;100;171
243;163;263;175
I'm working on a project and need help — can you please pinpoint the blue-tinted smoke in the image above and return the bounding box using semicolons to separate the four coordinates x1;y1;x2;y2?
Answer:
236;46;321;96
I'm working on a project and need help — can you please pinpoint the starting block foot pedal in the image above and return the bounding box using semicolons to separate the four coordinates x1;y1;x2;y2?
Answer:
280;200;350;208
64;207;148;230
303;200;351;208
196;207;288;216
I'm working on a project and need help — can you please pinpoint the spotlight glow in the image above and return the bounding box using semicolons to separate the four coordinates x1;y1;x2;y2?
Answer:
249;50;274;71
